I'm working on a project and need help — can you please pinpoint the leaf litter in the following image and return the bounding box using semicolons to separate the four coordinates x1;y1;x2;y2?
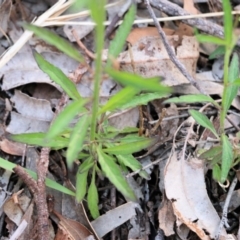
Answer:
1;0;240;239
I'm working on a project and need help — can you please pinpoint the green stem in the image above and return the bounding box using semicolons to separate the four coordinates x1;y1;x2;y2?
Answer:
220;46;231;134
89;0;106;141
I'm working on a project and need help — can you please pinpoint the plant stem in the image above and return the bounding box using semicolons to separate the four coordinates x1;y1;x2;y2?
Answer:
89;0;106;141
220;46;231;134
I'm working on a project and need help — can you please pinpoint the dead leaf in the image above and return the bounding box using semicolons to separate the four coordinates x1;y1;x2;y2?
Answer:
3;193;31;226
119;35;199;86
158;197;175;236
53;210;94;240
164;152;228;239
7;111;50;134
91;202;140;238
183;0;198;14
0;138;25;156
0;0;12;38
11;90;54;122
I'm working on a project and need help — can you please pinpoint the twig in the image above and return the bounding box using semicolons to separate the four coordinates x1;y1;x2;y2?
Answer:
145;0;206;95
216;175;238;240
149;0;231;44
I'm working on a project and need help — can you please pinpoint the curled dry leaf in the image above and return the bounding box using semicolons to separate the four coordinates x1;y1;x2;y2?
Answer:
164;152;228;239
0;138;25;156
53;210;94;240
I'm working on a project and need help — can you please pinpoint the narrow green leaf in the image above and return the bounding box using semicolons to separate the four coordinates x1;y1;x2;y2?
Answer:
189;110;219;139
99;86;140;114
199;146;222;160
10;133;69;149
120;92;169;110
67;114;90;169
104;138;153;155
24;23;83;62
0;157;75;196
117;154;149;179
46;100;88;140
78;157;94;174
209;46;225;60
34;52;82;100
221;134;233;183
165;94;214;104
213;164;221;182
223;53;239;115
87;169;100;219
76;159;90;202
107;4;136;65
196;34;226;45
97;147;136;201
222;0;233;46
106;69;171;93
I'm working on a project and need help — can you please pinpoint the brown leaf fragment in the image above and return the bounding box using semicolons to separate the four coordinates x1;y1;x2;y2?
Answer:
158;196;175;236
119;35;198;86
53;210;94;240
0;138;25;156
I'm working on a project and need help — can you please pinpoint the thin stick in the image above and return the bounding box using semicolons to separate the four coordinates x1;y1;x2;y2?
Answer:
145;0;206;95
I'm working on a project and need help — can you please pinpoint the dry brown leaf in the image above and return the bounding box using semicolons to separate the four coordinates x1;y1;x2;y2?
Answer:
0;0;12;38
164;152;228;239
127;27;175;45
0;138;25;156
53;210;94;240
3;193;31;226
158;197;175;236
119;35;198;86
183;0;198;15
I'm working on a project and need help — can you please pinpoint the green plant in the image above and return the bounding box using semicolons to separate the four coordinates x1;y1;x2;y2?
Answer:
166;0;239;183
6;2;171;218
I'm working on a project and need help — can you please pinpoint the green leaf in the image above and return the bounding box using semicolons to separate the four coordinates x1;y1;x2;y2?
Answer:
10;133;69;149
97;147;136;201
107;4;136;65
106;69;171;93
99;86;140;114
117;154;149;179
196;34;226;45
46;100;88;140
213;164;221;182
34;52;82;100
209;46;225;60
222;0;233;46
221;133;233;183
165;94;215;104
23;23;83;62
76;158;93;202
104;138;153;155
232;78;240;86
189;110;219;139
78;157;94;174
223;53;239;115
66;114;90;168
87;169;100;219
69;0;88;12
0;157;75;196
120;92;169;110
199;146;222;160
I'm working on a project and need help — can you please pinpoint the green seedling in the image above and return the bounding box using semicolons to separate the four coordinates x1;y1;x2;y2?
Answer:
166;0;239;183
7;1;171;218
